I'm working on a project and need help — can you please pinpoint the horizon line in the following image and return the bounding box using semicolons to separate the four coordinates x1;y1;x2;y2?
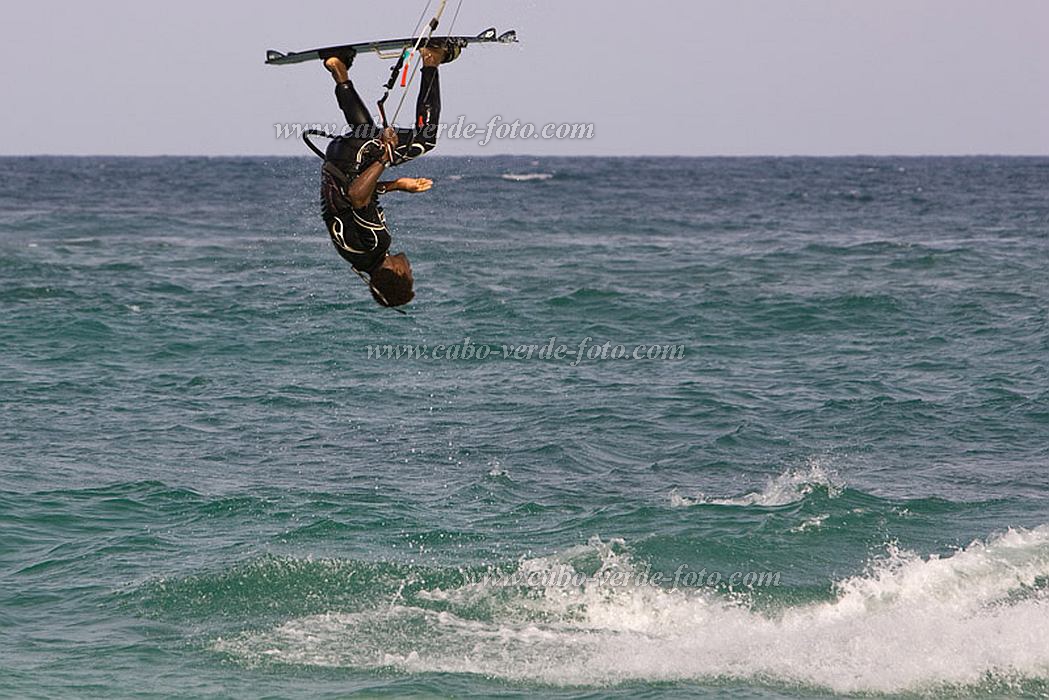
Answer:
2;152;1048;159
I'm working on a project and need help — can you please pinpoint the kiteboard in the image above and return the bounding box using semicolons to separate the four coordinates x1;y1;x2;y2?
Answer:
266;27;517;66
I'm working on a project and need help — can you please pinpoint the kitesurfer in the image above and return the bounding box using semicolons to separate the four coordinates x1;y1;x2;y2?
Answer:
317;42;460;309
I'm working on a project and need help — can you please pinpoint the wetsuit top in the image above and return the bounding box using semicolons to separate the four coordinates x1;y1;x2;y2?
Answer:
319;67;442;274
320;139;390;274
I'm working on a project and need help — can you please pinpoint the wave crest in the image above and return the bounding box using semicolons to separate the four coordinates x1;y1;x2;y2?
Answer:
214;526;1049;693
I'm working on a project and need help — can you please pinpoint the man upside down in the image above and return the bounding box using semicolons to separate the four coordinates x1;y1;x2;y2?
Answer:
317;42;459;309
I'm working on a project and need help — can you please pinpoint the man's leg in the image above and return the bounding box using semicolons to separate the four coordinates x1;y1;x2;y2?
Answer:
324;55;377;138
415;47;444;132
391;46;447;162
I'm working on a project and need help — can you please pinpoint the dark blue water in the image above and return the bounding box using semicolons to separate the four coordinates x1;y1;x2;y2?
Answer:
2;156;1049;698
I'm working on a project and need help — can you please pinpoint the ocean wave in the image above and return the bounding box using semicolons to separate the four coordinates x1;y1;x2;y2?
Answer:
500;173;554;182
213;527;1049;693
670;462;844;508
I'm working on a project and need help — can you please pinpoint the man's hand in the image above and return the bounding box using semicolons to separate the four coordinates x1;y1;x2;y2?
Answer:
379;127;398;162
394;177;434;193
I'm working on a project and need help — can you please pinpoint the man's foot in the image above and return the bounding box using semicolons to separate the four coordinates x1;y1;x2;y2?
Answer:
322;51;355;83
419;45;446;68
421;40;462;67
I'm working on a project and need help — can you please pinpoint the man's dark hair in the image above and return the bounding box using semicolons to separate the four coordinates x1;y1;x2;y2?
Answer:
369;256;414;307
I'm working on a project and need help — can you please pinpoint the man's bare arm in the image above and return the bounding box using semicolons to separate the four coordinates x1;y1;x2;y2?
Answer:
347;128;398;208
347;159;388;209
377;178;434;195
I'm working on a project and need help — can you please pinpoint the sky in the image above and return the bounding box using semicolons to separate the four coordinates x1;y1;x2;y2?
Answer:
1;0;1046;156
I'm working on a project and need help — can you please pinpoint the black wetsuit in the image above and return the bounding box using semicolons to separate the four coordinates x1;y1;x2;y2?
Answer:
321;67;441;273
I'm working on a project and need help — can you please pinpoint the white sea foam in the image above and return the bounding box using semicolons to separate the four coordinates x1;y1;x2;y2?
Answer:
501;173;554;182
670;461;844;508
216;525;1049;693
790;513;829;532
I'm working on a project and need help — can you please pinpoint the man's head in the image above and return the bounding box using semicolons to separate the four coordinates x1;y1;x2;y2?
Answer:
369;253;414;308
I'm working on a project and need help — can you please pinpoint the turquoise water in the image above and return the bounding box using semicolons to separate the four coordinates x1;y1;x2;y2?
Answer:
2;156;1049;698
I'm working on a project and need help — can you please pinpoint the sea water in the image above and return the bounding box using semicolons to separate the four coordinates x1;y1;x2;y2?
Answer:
1;156;1048;698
